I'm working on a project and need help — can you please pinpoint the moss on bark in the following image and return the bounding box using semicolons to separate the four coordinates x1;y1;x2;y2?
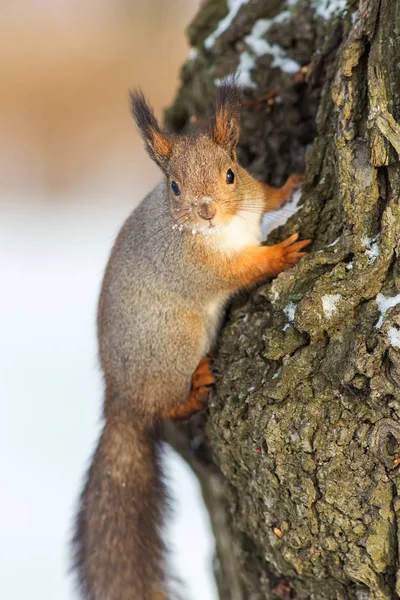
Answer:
165;1;400;598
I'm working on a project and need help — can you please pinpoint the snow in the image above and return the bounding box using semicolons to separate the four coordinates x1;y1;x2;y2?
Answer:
327;237;340;248
366;242;380;264
346;261;353;270
321;293;341;318
283;302;296;330
262;188;303;239
215;51;257;88
191;225;220;235
188;48;198;61
313;0;348;20
387;327;400;349
317;237;340;254
234;51;257;88
0;196;217;600
244;18;300;74
361;236;380;265
284;302;296;322
272;368;281;379
271;288;280;303
214;5;300;88
204;0;249;50
375;293;400;329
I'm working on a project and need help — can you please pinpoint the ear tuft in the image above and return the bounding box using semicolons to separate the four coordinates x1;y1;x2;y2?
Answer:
129;89;172;170
211;80;241;158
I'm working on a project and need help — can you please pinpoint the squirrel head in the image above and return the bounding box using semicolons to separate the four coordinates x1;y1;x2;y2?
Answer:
130;83;250;233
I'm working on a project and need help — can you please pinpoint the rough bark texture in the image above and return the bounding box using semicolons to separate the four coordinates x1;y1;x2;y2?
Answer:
165;1;400;598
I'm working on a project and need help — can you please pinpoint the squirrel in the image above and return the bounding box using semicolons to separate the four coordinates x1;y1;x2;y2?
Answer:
72;82;310;600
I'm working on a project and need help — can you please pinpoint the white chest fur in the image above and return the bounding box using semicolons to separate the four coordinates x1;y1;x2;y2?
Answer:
219;207;261;252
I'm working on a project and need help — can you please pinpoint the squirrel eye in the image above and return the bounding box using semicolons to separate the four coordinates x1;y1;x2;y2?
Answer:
226;169;235;184
171;181;180;196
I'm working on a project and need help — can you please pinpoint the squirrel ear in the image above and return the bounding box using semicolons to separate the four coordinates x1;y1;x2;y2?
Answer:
211;81;241;159
129;90;172;170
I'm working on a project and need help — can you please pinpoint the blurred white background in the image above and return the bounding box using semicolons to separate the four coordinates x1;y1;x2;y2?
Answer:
0;1;218;599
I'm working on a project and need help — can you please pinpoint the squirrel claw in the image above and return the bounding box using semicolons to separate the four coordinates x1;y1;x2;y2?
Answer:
190;356;218;410
160;357;216;422
273;234;311;271
279;173;304;208
286;173;304;189
192;357;216;392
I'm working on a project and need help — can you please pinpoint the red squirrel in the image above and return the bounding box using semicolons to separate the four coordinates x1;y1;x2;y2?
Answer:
73;83;310;600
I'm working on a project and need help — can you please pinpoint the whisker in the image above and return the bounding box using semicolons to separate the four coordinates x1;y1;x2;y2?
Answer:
244;205;299;215
134;185;301;258
234;213;260;230
220;201;300;216
140;211;190;252
151;215;191;263
140;218;176;249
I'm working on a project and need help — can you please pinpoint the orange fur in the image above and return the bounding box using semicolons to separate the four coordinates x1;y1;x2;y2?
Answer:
160;357;215;421
151;129;172;159
203;233;311;290
210;83;240;157
212;108;229;146
262;174;305;211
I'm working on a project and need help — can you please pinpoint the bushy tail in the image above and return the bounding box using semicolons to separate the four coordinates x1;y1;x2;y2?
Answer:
73;415;168;600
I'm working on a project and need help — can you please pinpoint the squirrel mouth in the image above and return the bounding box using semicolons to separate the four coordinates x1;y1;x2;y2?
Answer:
190;218;220;236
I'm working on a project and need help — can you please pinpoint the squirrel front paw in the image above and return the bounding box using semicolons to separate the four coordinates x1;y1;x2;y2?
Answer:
267;233;311;274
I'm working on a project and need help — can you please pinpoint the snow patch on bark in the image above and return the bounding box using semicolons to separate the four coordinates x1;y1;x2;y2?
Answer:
243;17;300;75
283;302;296;331
284;302;296;322
322;294;341;318
234;51;257;88
361;236;380;264
375;293;400;329
388;327;400;349
313;0;348;20
270;287;280;303
214;5;300;88
204;0;250;50
327;237;340;248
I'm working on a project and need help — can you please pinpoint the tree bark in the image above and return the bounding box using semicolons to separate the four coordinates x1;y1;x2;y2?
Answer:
165;1;400;598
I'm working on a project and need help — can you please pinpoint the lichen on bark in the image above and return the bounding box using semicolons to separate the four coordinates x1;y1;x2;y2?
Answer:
165;1;400;598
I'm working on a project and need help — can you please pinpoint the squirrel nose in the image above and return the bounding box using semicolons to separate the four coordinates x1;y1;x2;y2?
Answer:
198;201;216;221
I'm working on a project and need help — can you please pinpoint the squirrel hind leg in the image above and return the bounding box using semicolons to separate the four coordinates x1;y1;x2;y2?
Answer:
160;356;216;422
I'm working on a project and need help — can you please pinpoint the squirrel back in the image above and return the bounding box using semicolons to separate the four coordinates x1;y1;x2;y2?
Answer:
73;82;309;600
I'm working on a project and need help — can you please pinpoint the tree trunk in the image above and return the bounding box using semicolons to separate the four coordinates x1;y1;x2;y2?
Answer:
165;1;400;598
